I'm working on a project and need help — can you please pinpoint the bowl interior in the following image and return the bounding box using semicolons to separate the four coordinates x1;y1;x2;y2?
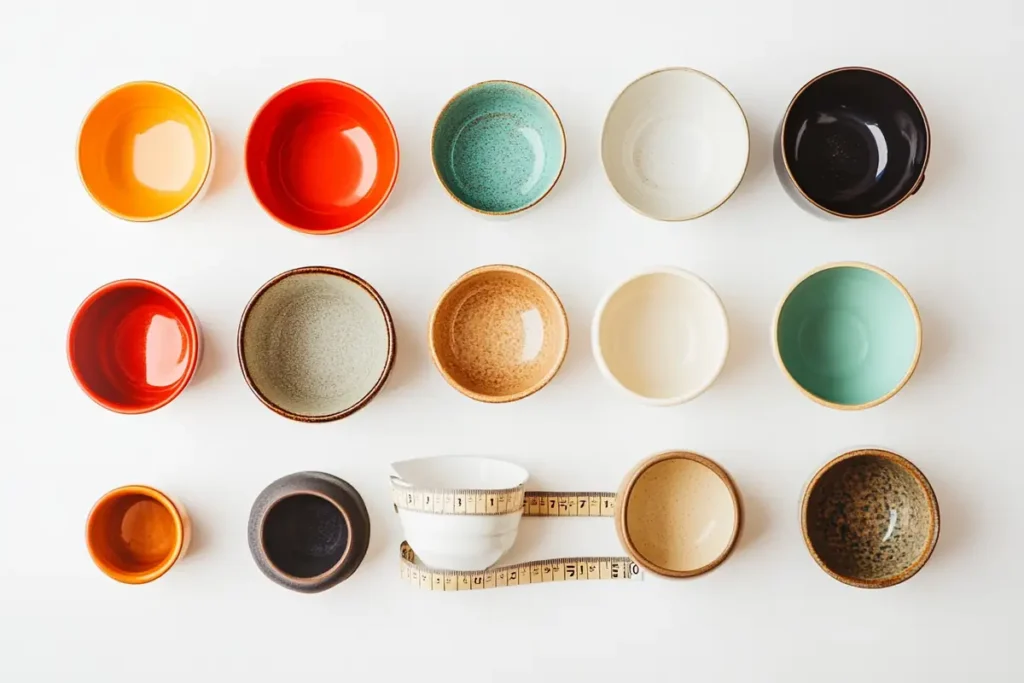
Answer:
782;68;928;217
69;281;199;412
240;270;393;420
776;265;918;407
432;82;565;214
596;270;728;403
430;267;568;401
262;493;349;579
804;452;937;586
246;80;399;233
87;487;181;581
622;454;738;576
78;82;212;221
602;69;748;220
392;456;529;490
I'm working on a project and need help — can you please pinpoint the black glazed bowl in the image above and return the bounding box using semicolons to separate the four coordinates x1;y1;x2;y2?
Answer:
777;67;929;219
248;471;370;593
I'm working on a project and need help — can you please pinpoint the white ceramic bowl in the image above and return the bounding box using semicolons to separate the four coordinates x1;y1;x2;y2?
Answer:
592;267;729;405
391;456;529;571
601;68;749;221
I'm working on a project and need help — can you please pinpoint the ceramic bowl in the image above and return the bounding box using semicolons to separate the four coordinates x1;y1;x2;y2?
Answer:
773;262;921;410
776;67;929;219
86;485;191;584
429;265;568;403
802;448;939;588
238;267;396;422
78;81;213;222
391;456;529;571
592;267;729;405
248;472;370;593
246;79;399;234
616;451;741;578
431;80;566;215
601;68;749;221
68;279;201;414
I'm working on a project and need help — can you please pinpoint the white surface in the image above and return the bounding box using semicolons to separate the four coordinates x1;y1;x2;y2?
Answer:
0;1;1021;680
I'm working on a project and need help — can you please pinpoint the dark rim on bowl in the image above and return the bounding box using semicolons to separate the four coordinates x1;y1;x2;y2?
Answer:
77;81;214;223
427;264;569;403
430;80;567;216
245;78;400;235
237;266;397;422
771;261;923;411
67;279;201;415
800;448;940;589
257;490;355;585
616;451;742;578
779;66;930;220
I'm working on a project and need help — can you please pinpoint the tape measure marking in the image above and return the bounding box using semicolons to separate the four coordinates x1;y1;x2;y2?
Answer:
392;488;617;517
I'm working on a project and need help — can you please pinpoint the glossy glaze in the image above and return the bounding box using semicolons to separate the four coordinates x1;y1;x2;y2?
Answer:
802;449;939;588
774;263;921;409
432;81;565;215
238;267;396;422
778;67;929;218
78;81;213;222
429;265;568;403
68;279;200;414
246;79;399;234
86;485;190;584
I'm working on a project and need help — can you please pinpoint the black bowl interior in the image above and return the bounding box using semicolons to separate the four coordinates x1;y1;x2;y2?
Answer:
262;493;349;579
782;69;928;217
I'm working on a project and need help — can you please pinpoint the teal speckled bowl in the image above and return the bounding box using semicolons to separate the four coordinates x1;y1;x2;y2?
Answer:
774;263;921;410
431;80;565;215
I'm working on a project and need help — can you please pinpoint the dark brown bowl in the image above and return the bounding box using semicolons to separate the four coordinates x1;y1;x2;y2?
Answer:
801;448;939;588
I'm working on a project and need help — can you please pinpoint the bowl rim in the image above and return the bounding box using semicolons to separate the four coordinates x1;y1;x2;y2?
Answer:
616;450;742;578
76;80;214;223
429;79;567;216
771;261;923;411
390;455;531;493
600;66;751;222
86;484;186;584
778;65;931;219
257;489;355;585
800;447;941;589
591;266;730;406
428;264;569;403
244;78;400;235
66;278;201;415
236;265;397;422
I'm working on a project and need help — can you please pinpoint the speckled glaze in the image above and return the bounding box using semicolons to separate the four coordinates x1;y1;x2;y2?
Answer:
429;265;568;403
802;449;939;589
248;472;370;593
238;267;396;422
431;81;566;215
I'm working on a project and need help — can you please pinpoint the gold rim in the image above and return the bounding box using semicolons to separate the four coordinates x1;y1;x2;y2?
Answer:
429;80;566;217
778;66;930;219
600;67;751;222
771;261;923;411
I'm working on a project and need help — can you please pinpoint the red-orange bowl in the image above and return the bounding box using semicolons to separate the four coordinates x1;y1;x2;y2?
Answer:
67;279;201;414
245;79;399;234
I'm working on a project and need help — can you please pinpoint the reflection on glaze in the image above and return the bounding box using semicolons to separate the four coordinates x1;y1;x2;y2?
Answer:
341;126;378;205
144;314;188;386
133;120;197;192
518;308;544;362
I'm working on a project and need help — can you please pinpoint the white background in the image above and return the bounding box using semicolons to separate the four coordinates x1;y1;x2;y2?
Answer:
1;1;1020;680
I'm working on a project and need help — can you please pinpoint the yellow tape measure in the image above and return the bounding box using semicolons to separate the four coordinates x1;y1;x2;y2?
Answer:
392;488;618;517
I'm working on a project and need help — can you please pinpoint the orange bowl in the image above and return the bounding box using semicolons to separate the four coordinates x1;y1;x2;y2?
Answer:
245;79;399;234
78;81;213;222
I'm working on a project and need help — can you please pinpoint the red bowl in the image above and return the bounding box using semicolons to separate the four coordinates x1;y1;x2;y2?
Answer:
67;280;201;414
246;79;399;234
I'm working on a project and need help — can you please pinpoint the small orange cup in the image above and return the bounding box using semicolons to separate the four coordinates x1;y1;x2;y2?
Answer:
86;485;191;584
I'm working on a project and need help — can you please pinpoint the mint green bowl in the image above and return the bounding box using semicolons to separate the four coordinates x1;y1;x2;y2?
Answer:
431;80;565;215
774;263;921;409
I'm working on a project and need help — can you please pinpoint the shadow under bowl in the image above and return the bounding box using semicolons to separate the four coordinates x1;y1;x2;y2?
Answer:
431;80;565;215
246;79;399;234
68;279;200;414
802;448;939;588
774;262;921;410
429;265;568;403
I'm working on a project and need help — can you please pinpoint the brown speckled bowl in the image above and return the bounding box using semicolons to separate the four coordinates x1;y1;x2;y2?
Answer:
429;265;568;403
802;448;939;589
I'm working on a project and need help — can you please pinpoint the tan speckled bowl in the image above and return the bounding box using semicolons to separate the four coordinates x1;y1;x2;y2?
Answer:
429;265;569;403
616;451;741;578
